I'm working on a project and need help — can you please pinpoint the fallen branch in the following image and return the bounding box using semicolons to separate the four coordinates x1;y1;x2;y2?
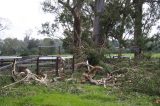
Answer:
8;60;49;87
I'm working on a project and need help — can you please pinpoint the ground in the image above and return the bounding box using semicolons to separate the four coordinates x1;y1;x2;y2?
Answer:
0;84;159;106
0;53;159;106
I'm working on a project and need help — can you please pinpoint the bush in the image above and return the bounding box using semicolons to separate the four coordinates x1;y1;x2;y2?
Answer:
121;68;160;96
0;76;13;87
86;48;107;65
143;53;152;60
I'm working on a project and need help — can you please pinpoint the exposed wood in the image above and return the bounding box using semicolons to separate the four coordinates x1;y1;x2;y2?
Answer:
5;60;49;88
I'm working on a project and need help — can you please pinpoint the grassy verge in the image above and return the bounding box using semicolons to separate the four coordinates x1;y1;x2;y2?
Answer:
0;84;158;106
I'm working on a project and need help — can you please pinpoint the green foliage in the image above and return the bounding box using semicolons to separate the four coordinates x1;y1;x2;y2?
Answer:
86;49;100;65
121;61;160;96
0;76;13;87
0;38;62;56
143;53;152;60
99;61;113;73
85;48;107;65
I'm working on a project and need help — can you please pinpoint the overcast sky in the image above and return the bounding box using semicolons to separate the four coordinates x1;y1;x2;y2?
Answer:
0;0;58;40
0;1;159;40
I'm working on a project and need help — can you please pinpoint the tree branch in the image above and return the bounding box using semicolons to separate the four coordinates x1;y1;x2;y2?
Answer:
58;0;74;13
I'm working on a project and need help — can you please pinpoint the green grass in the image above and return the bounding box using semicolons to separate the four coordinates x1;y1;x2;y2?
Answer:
105;53;134;58
152;53;160;58
0;84;158;106
105;53;160;58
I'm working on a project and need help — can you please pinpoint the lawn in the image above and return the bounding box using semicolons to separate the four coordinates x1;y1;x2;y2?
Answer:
105;53;160;58
152;53;160;58
0;84;157;106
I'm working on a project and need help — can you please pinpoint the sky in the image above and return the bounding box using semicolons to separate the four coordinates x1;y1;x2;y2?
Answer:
0;0;60;40
0;1;159;40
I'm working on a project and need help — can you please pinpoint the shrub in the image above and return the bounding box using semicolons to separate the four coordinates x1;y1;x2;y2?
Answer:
121;68;160;96
86;48;107;65
0;76;13;87
143;53;152;60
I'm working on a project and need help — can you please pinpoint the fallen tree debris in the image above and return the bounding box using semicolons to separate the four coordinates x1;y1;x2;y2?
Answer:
2;60;49;88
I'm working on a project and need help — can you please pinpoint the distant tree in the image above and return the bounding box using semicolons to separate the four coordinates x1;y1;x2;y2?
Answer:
1;38;25;55
39;38;55;55
149;33;160;52
0;39;3;55
0;17;10;32
27;39;39;49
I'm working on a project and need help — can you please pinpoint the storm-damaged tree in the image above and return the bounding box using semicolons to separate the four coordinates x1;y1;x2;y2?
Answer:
42;0;84;53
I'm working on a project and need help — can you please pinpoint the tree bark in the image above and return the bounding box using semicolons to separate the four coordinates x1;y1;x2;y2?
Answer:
73;0;82;48
93;0;105;46
133;0;143;59
58;0;83;49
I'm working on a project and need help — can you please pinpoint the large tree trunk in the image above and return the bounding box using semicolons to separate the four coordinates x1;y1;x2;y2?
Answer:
73;1;82;48
58;0;83;50
133;0;143;59
93;0;105;46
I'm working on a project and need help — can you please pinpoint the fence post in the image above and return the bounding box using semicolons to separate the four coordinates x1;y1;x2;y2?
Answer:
55;56;59;76
72;55;75;73
159;58;160;68
36;57;39;75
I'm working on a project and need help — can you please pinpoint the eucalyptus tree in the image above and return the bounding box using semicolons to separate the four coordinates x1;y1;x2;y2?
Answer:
98;0;133;57
42;0;85;50
92;0;105;46
41;0;99;61
132;0;160;58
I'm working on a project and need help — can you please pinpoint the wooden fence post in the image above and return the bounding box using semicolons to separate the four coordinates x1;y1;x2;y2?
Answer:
55;56;59;76
36;57;39;75
72;55;75;73
159;58;160;68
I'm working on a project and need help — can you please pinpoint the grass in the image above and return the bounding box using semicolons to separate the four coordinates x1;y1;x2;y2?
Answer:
105;53;160;58
0;53;160;106
0;84;158;106
152;53;160;58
